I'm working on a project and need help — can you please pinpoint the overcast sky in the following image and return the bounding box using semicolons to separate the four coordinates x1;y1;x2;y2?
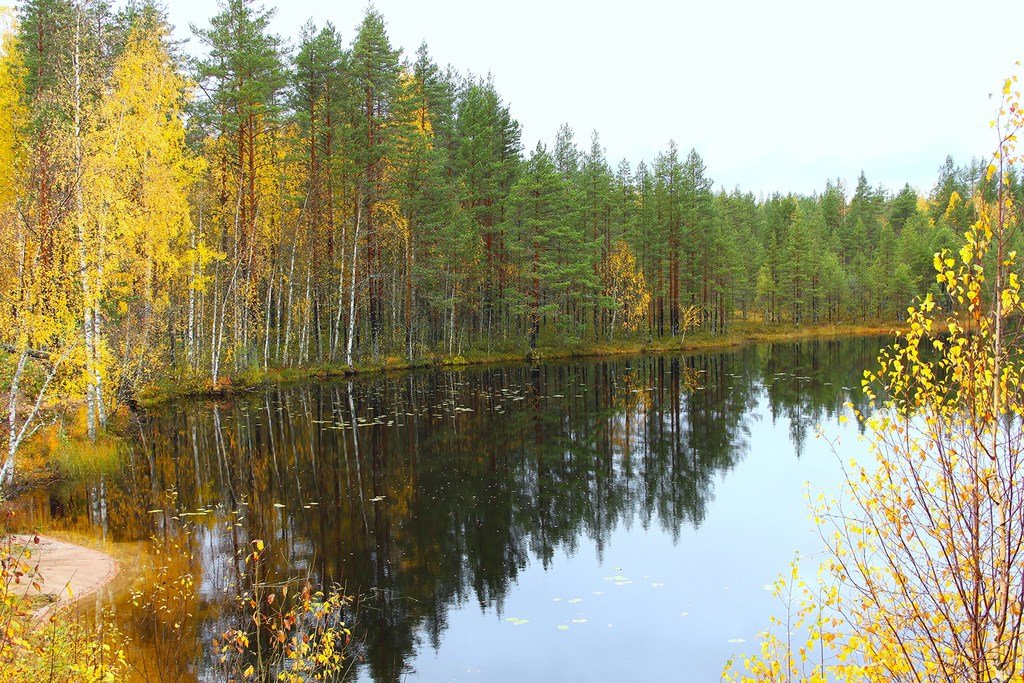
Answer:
166;0;1024;198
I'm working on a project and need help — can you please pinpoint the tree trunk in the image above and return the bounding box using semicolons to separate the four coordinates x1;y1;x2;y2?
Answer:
73;7;100;441
346;202;361;367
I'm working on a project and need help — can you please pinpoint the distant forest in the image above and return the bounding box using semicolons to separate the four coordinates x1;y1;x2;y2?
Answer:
1;0;1007;419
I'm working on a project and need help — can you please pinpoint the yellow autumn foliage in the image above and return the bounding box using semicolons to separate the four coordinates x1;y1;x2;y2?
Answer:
727;70;1024;683
82;21;203;390
605;241;650;333
0;533;126;682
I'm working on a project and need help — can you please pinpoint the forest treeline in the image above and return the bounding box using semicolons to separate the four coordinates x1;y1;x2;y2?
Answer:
0;0;1007;437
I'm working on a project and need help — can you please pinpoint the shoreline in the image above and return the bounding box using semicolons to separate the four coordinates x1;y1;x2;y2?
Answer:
139;321;903;407
7;534;119;614
2;321;903;502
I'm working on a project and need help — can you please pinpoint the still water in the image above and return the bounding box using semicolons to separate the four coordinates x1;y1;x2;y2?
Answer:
14;337;885;681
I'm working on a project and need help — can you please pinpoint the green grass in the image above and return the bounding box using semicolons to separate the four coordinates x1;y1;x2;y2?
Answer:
49;434;126;479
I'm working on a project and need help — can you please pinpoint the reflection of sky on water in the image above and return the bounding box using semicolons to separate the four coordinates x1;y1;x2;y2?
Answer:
396;391;864;682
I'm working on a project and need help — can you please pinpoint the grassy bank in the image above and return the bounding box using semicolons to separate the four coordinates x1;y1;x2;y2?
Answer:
138;320;903;407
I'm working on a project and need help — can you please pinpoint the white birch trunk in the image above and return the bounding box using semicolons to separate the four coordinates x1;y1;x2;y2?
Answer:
72;5;99;441
2;346;72;490
283;242;297;366
263;268;273;371
188;221;198;366
346;202;361;367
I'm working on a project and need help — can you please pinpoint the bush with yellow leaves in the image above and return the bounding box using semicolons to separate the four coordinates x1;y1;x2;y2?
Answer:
213;539;351;683
0;524;125;682
727;71;1024;683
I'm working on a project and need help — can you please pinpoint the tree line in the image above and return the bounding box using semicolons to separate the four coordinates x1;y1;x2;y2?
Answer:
0;0;1010;448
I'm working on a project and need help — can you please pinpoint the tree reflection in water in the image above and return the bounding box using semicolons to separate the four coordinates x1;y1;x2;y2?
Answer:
13;337;880;682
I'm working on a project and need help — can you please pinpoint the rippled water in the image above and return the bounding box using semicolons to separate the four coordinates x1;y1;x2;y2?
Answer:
13;337;884;681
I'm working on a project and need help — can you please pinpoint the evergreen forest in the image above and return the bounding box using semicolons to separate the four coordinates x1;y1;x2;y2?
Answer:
1;0;1007;432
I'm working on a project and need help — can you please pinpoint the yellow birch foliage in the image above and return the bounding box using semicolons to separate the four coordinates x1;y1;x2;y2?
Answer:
727;70;1024;683
83;21;202;382
605;241;650;331
0;13;24;213
0;20;28;338
0;18;73;353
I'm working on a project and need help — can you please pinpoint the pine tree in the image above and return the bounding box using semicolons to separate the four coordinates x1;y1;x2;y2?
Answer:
18;0;76;258
349;9;401;355
292;21;347;363
580;131;613;339
888;183;918;231
412;42;455;146
930;155;975;229
505;143;565;348
760;194;797;323
720;190;761;320
193;0;286;378
393;54;461;360
629;161;657;337
452;77;521;342
779;200;824;324
193;0;285;268
680;148;715;330
653;141;682;337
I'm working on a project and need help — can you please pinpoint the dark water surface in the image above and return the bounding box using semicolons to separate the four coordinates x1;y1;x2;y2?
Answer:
14;337;884;681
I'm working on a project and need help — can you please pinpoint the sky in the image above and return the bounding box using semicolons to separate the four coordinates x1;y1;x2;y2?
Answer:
166;0;1024;198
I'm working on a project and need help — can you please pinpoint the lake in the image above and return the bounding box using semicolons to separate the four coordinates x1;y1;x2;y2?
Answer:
11;336;885;681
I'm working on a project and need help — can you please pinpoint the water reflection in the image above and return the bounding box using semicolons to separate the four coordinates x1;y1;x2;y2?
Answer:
14;337;882;681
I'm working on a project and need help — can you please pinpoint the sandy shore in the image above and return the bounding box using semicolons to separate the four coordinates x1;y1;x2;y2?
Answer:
8;534;119;610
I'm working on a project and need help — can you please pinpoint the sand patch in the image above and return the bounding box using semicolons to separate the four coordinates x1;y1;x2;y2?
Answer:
8;534;119;611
